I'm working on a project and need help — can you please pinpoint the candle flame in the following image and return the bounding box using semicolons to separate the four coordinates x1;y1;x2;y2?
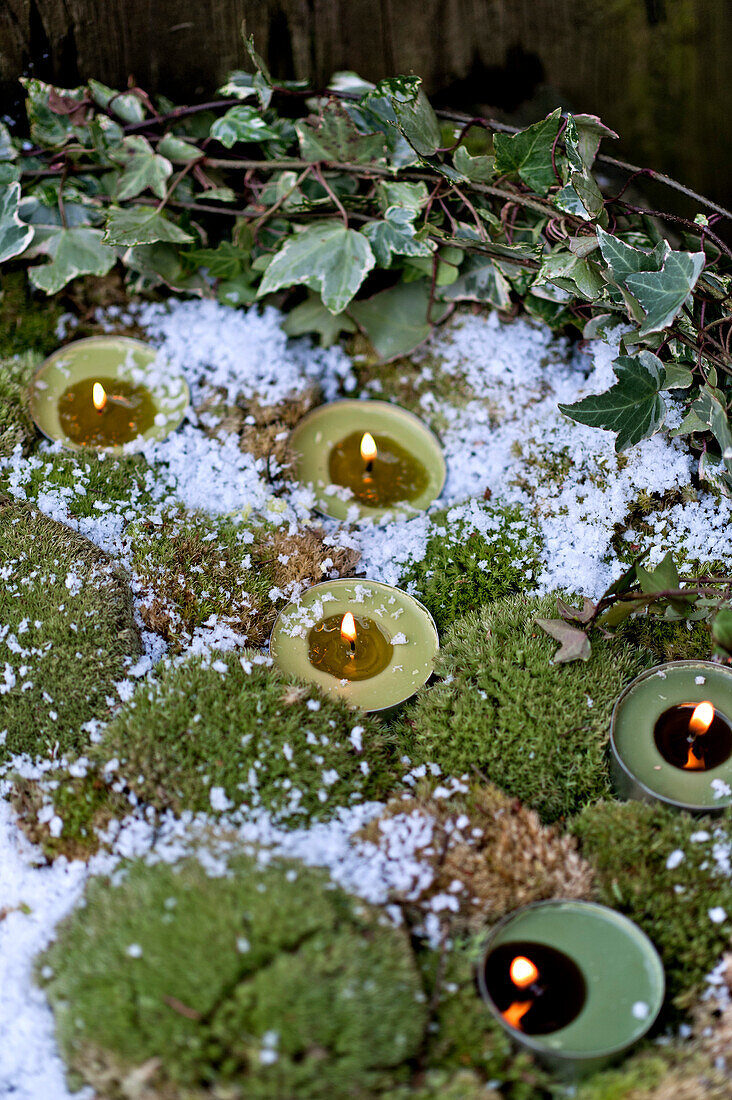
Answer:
689;701;714;737
341;612;357;645
92;382;107;411
502;999;533;1031
360;432;377;464
510;956;539;989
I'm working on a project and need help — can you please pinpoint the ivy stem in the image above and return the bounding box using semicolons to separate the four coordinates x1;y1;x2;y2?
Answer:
312;165;348;226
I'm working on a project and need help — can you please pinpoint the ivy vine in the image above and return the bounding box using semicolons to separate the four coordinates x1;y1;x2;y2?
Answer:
2;36;732;495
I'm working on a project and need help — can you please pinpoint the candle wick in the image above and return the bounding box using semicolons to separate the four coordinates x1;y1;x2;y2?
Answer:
365;460;373;475
349;640;356;658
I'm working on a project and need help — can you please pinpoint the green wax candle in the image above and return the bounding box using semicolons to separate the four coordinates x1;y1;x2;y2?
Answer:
478;901;665;1079
29;336;189;453
269;579;439;713
289;400;446;522
611;661;732;812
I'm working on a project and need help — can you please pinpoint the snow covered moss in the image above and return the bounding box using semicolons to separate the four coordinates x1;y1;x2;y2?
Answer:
94;651;397;823
358;782;592;929
0;353;38;457
0;500;140;763
11;767;128;861
396;499;542;633
40;855;427;1099
404;593;653;822
572;801;732;1008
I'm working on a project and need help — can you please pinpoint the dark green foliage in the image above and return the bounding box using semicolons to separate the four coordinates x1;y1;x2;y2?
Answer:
0;270;63;358
406;593;650;822
573;800;732;1007
40;856;427;1098
0;499;140;762
95;650;398;823
397;501;542;634
618;615;712;664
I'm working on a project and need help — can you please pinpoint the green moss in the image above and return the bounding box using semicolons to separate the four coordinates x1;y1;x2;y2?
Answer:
94;650;398;823
618;615;713;664
0;448;156;519
41;855;427;1098
0;499;140;763
572;800;732;1008
11;765;129;860
127;507;276;649
405;593;651;822
397;500;542;634
0;353;39;457
0;270;63;359
575;1043;730;1100
385;1070;501;1100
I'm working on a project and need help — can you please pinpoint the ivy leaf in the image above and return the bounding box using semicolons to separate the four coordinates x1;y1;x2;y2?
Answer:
689;385;732;492
438;254;511;309
28;226;115;294
258;221;375;314
452;146;495;181
217;274;258;306
387;79;442;157
282;291;357;347
21;78;84;147
0;182;34;263
102;207;194;247
350;281;449;360
558;351;666;451
377;181;428;215
186;242;250;279
156;133;202;163
210;106;279;149
712;609;732;662
662;363;693;390
88;79;145;124
244;34;274;109
126;242;208;295
596;227;668;281
636;551;692;615
360;207;434;266
296;101;386;164
571;114;618;167
535;618;592;663
625;250;706;337
537;250;604;299
559;116;605;220
493;109;563;194
557;596;596;624
0;121;17;162
112;136;173;200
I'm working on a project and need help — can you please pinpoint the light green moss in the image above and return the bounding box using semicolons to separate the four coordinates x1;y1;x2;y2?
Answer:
0;353;39;457
397;499;542;634
0;448;156;519
0;499;140;762
405;593;652;822
40;856;427;1099
11;766;129;860
572;800;732;1008
575;1044;730;1100
93;650;398;823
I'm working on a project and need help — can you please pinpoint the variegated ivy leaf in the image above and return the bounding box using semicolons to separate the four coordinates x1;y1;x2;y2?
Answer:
258;221;375;314
112;136;173;201
438;254;512;310
296;101;387;164
0;182;34;263
102;206;194;247
493;109;563;194
28;226;115;294
559;350;667;451
360;206;433;266
625;250;706;338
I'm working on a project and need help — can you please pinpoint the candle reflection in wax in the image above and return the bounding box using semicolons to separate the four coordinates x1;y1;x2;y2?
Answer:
483;941;587;1035
328;430;430;507
653;700;732;772
308;612;393;681
57;375;157;447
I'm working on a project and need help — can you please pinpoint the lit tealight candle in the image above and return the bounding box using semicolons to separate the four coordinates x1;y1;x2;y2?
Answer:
289;400;446;521
611;661;732;812
29;336;189;453
269;579;439;713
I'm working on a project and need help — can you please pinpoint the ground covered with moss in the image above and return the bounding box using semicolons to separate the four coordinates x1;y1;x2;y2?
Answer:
1;288;732;1100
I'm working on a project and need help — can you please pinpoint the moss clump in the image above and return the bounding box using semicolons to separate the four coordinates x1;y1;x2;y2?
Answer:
0;353;39;457
0;270;63;358
575;1044;731;1100
0;500;140;763
397;500;542;634
129;508;359;651
196;385;320;474
359;781;593;929
385;1070;501;1100
572;801;732;1008
618;615;713;664
40;856;427;1099
11;766;129;861
0;447;156;518
94;651;397;823
405;594;650;822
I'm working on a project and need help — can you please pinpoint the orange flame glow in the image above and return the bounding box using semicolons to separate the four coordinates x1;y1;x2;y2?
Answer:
92;382;107;412
502;1000;533;1031
360;432;377;464
341;612;357;646
689;701;715;737
510;956;539;989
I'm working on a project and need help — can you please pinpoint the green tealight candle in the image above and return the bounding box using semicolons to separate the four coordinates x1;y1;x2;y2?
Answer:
289;400;446;522
478;901;665;1079
29;336;189;453
270;579;439;713
611;660;732;812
